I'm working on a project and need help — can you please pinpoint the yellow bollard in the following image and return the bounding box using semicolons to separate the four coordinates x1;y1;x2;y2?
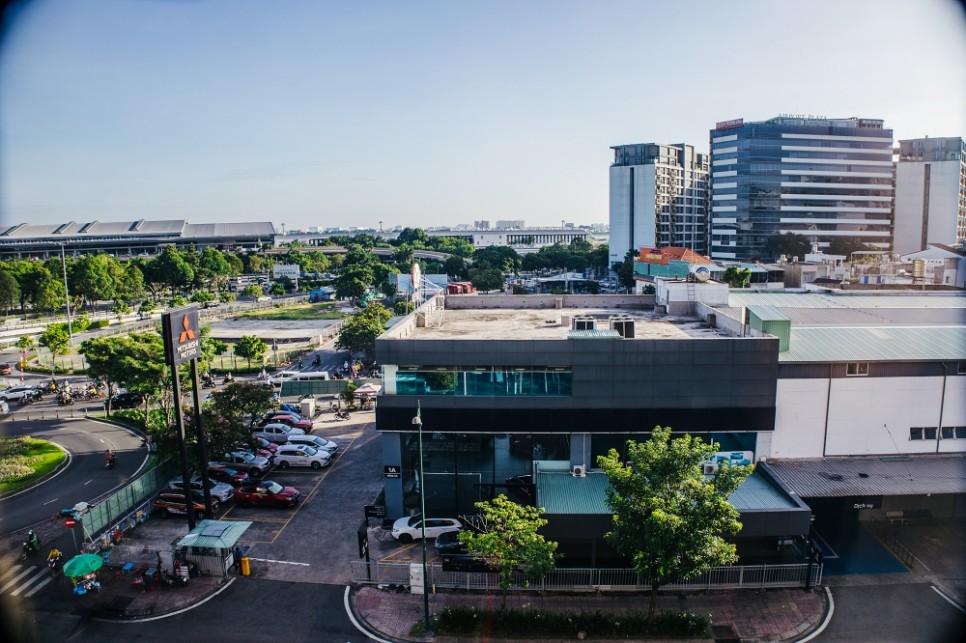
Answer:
240;556;250;576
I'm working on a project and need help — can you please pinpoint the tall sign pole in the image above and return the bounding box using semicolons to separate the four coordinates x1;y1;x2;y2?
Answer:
161;307;203;530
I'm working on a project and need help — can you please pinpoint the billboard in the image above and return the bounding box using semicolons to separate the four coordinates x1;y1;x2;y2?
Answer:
273;264;300;279
162;307;201;365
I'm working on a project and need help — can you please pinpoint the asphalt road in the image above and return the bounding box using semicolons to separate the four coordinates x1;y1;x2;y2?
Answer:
820;581;966;642
0;418;145;535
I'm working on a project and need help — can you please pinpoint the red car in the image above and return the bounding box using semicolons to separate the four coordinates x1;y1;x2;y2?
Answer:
264;413;313;431
233;438;277;461
234;480;300;508
207;465;250;487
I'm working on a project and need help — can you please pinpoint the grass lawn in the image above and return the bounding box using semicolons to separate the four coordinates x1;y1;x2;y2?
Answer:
239;303;344;321
0;437;67;495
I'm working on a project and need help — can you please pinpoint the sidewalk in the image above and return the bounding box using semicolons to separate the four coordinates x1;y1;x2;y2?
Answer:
349;583;829;643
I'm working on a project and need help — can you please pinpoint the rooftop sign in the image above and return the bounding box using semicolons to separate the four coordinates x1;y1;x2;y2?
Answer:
715;118;743;131
162;307;201;365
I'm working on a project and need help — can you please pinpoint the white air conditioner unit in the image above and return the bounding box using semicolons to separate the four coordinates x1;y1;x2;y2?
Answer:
571;465;587;477
702;462;718;475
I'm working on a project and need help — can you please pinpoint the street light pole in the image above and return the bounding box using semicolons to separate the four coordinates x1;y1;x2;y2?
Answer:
58;243;73;345
412;402;431;633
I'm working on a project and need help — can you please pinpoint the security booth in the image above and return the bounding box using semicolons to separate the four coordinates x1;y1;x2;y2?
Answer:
176;519;252;577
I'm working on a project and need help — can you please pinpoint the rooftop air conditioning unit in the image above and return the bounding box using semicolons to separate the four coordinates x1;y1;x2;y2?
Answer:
572;317;596;331
571;465;587;477
702;462;718;475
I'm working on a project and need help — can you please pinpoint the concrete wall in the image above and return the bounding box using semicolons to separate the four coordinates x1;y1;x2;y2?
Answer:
443;294;656;310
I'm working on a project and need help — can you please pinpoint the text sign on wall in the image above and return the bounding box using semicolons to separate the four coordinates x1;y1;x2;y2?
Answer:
162;307;201;365
384;465;401;479
715;118;744;131
273;264;300;279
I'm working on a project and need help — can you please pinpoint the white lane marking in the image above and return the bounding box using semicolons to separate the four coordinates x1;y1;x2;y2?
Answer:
42;498;58;505
796;586;835;643
11;567;50;596
24;575;54;597
0;566;35;592
931;585;966;614
0;564;24;582
95;576;236;623
344;585;394;643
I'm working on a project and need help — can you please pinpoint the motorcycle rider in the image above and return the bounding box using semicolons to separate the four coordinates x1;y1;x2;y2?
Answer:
26;529;40;553
105;449;117;468
47;547;63;574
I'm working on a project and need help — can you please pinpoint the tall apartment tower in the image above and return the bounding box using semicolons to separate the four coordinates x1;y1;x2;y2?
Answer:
608;143;709;267
893;137;966;256
709;116;894;261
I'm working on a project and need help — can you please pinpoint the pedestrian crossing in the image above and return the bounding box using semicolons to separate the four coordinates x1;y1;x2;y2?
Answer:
0;563;54;597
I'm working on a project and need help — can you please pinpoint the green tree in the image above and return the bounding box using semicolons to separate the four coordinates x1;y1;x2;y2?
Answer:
597;427;752;617
442;255;468;280
613;249;637;290
468;267;505;292
234;335;268;368
198;247;232;292
721;266;752;288
81;333;167;416
335;303;391;357
71;253;117;306
458;495;559;609
0;269;19;315
393;300;414;316
396;227;430;247
335;266;372;301
16;334;35;369
118;262;146;304
473;246;521;273
205;381;276;445
242;284;263;299
38;323;70;374
151;246;195;296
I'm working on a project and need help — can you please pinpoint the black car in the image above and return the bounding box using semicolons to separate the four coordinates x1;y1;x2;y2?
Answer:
104;392;145;409
434;531;468;556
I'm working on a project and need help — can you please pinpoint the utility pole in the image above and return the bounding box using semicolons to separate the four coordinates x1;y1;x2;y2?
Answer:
59;243;73;345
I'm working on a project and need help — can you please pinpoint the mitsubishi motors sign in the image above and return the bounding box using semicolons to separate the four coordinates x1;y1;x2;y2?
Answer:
162;307;201;365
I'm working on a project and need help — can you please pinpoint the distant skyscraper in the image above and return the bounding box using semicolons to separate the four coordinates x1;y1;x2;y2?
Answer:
893;137;966;256
608;143;709;267
709;116;894;261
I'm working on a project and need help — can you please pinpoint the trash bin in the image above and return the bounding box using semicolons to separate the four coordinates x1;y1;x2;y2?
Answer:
300;398;316;418
240;556;251;577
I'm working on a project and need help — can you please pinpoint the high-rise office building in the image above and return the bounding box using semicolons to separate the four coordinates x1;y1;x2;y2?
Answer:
709;116;894;261
893;137;966;256
608;143;709;267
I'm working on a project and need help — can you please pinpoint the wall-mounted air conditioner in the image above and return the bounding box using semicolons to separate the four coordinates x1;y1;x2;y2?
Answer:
571;465;587;477
702;462;718;475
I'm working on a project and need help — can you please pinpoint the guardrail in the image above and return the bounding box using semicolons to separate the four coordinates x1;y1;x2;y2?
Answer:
349;561;822;592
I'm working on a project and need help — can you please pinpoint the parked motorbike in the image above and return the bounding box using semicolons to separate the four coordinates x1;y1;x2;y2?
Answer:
334;409;351;421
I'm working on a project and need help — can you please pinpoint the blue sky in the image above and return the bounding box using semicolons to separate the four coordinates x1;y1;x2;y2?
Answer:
1;0;963;232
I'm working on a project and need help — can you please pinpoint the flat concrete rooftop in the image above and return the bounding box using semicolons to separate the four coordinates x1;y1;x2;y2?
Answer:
405;307;724;340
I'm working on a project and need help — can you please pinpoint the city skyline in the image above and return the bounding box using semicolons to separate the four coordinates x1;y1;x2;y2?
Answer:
1;0;964;232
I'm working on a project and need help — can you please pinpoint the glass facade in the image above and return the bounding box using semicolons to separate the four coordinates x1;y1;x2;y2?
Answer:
710;116;894;261
395;366;573;397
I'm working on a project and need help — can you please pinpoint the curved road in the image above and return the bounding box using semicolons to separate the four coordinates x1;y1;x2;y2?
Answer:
0;418;145;536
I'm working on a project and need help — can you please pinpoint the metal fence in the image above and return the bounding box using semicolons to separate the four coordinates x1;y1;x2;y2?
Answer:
78;458;179;549
350;560;822;592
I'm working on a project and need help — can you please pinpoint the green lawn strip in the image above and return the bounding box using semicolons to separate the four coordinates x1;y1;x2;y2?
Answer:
238;303;343;321
0;437;67;495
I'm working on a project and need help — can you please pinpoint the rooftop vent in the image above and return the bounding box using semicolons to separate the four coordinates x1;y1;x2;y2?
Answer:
572;316;596;331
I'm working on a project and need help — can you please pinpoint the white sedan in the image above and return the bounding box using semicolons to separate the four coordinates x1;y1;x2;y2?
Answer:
391;515;463;543
252;423;305;444
273;444;330;470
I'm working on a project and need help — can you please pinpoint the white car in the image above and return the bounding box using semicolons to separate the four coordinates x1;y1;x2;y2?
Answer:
252;423;305;444
286;434;338;455
273;443;330;470
391;515;463;543
166;476;235;503
0;385;36;401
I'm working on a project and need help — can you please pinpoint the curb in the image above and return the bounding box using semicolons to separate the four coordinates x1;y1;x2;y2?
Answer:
792;586;833;643
345;585;420;643
91;576;236;623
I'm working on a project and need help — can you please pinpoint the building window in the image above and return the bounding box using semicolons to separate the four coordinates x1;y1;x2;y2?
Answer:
846;362;869;376
910;427;937;440
942;426;966;439
958;361;966;374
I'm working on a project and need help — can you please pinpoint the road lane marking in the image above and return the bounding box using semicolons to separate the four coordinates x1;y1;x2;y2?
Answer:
24;575;54;597
246;557;310;566
931;585;966;613
344;585;394;643
0;566;35;592
42;498;58;505
11;568;50;596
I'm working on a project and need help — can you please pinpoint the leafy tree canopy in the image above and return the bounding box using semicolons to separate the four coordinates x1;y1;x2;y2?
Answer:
234;335;268;368
597;426;752;617
335;302;391;357
721;266;752;288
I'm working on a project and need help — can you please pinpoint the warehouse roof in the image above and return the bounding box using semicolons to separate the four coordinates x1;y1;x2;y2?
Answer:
780;326;966;362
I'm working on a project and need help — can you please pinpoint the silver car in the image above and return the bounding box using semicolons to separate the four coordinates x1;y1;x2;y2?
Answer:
167;476;235;503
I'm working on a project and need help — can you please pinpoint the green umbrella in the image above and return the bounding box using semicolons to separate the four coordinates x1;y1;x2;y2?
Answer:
62;553;104;578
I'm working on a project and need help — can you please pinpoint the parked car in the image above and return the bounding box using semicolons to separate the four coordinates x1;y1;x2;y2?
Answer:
234;480;300;507
273;443;330;470
278;403;302;414
252;423;305;444
434;530;469;556
165;476;234;503
0;385;36;401
153;491;218;519
234;437;277;461
260;413;313;431
206;465;250;487
286;434;338;455
210;451;271;477
104;391;145;409
0;363;12;376
391;516;462;543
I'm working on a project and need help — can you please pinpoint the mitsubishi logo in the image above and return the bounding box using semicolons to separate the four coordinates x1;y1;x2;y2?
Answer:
179;315;196;344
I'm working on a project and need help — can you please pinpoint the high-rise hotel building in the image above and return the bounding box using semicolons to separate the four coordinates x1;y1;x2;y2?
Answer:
709;116;894;261
608;143;709;267
893;137;966;256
